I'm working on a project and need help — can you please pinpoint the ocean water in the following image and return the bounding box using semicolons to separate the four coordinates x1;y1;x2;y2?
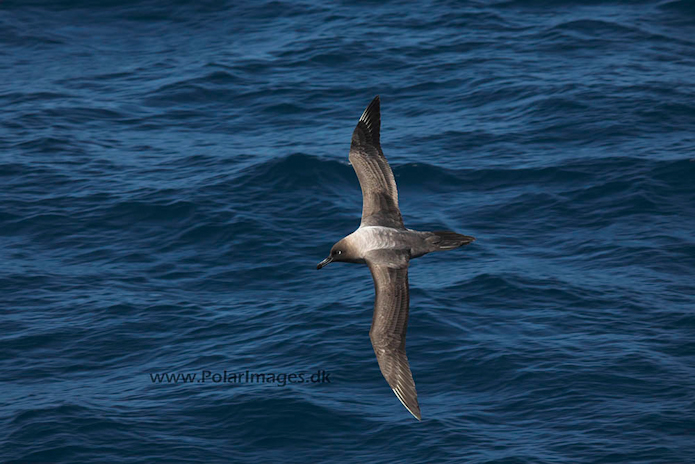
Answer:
1;0;694;462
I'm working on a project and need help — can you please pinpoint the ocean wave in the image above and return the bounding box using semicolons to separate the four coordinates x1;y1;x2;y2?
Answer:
3;0;695;462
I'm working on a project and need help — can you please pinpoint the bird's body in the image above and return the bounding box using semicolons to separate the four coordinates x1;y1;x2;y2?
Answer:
338;226;471;263
317;96;475;420
338;226;435;262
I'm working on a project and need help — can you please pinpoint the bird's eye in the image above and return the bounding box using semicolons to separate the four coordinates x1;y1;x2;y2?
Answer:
335;250;342;255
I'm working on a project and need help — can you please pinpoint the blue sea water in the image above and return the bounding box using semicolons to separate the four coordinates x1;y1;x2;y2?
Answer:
1;0;695;462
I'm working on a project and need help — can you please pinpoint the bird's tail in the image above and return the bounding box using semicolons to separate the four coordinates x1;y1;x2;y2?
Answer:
427;231;476;251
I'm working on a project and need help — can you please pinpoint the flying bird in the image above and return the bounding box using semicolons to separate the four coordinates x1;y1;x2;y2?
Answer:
317;96;475;420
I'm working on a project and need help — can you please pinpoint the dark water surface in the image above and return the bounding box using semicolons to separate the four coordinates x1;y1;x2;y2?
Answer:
2;1;694;462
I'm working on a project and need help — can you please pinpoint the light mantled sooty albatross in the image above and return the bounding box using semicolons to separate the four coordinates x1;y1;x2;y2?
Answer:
317;96;476;420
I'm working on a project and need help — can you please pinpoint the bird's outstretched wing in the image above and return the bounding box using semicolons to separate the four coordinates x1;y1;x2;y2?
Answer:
349;96;404;229
365;249;420;420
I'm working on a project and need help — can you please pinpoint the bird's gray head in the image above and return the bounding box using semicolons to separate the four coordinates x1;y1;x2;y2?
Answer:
317;239;356;269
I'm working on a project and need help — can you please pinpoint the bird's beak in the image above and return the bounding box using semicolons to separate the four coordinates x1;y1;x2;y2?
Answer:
317;256;333;270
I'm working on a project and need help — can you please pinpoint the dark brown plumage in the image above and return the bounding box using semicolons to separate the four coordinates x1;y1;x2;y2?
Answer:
317;96;475;420
349;96;404;229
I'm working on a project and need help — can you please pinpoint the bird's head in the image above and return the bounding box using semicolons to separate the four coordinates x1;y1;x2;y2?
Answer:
317;238;356;269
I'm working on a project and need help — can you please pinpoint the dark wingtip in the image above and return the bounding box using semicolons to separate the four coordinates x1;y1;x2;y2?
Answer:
361;96;380;121
391;386;421;421
409;403;422;421
358;95;381;145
